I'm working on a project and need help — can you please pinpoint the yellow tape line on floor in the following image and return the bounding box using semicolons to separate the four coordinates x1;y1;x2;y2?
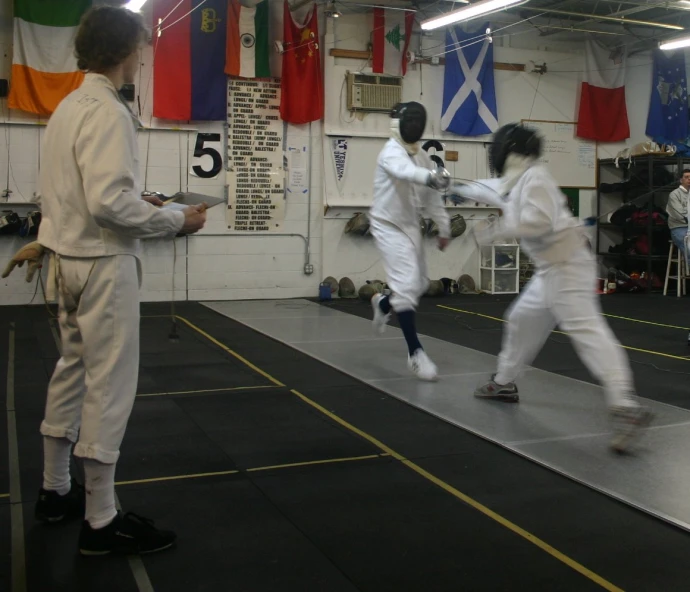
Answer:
178;314;625;592
174;316;285;387
114;454;390;487
137;385;281;398
437;304;690;362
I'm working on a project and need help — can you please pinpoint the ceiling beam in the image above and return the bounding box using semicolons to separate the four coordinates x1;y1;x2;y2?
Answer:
517;5;684;30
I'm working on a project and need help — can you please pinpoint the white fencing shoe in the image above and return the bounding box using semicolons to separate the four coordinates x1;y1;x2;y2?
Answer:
371;293;391;334
408;349;438;381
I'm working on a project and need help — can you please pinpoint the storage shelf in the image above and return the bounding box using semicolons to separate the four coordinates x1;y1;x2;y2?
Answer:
598;252;668;261
599;155;690;166
596;154;687;293
599;223;669;232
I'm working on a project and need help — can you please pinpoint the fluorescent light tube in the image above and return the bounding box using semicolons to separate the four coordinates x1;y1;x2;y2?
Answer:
421;0;527;31
124;0;148;12
660;36;690;50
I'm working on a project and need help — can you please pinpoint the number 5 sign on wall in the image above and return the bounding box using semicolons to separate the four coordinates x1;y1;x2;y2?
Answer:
190;132;223;179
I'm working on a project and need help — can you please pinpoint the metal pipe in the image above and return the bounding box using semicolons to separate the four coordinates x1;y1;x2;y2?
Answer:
518;6;685;29
306;123;312;273
532;23;627;35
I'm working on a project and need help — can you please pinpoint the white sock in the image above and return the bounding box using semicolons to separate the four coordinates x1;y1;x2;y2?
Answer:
83;459;118;530
42;436;72;496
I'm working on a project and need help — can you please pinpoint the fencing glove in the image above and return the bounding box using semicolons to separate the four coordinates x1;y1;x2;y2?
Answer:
427;166;451;191
2;241;45;282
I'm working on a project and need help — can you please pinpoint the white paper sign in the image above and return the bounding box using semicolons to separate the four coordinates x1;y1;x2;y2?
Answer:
226;79;285;232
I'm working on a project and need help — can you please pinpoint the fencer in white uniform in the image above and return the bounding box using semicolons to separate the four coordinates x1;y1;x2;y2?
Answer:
369;102;452;380
453;123;652;453
32;6;206;555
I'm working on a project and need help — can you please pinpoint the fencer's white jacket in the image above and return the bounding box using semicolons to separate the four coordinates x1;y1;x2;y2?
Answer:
457;158;586;269
35;74;184;260
369;139;451;239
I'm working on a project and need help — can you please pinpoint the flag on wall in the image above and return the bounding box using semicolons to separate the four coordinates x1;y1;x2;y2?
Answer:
226;0;270;79
153;0;228;121
8;0;90;116
372;8;414;77
279;1;323;124
646;49;689;148
576;38;629;142
441;23;498;137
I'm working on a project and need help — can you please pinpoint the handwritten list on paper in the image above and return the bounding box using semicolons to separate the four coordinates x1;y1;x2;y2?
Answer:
227;79;285;232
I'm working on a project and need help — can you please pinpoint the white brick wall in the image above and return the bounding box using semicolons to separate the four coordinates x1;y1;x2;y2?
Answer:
0;0;322;306
0;1;659;307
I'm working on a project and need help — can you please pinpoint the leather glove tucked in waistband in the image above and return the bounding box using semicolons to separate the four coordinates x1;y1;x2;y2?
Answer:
2;241;45;282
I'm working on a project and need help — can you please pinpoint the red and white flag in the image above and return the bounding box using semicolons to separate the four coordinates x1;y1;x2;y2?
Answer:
372;8;414;77
577;37;630;142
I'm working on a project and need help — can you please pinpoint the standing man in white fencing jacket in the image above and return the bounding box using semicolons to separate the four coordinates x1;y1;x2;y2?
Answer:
452;123;653;454
369;102;452;381
33;6;206;556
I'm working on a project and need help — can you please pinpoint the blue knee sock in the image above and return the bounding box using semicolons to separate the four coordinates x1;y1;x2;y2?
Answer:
397;310;422;356
378;295;392;314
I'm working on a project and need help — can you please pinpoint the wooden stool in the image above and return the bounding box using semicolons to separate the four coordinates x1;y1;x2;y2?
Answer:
664;240;689;297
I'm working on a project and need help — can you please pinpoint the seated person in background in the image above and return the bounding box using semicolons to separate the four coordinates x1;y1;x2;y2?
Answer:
666;169;690;260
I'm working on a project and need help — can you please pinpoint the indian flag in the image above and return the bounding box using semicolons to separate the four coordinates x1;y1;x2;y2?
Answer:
225;0;270;79
8;0;90;116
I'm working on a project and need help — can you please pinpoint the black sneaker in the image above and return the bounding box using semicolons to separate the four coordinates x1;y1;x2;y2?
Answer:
79;511;177;556
35;478;86;523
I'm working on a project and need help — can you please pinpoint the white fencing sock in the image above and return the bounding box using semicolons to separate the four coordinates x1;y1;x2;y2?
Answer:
42;436;72;495
83;459;117;530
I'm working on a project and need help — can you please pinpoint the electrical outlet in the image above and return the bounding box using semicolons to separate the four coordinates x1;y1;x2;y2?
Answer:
304;264;314;275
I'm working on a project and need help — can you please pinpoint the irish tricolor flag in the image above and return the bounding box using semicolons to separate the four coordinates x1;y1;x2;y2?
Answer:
372;8;414;77
225;0;270;79
8;0;90;116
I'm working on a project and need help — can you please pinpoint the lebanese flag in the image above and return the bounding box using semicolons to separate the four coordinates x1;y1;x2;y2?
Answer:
372;8;414;77
226;0;270;79
279;1;323;124
577;37;630;142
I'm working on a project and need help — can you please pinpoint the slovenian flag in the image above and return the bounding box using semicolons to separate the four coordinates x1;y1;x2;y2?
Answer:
8;0;90;116
225;0;270;79
153;0;228;121
576;37;630;142
372;7;414;77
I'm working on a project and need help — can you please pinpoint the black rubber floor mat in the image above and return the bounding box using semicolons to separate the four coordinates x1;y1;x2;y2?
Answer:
118;478;360;592
250;460;604;592
0;506;10;592
175;390;380;469
117;397;237;482
23;503;138;592
416;454;690;592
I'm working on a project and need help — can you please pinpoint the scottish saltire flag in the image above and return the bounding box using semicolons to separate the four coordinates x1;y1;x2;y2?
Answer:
441;23;498;137
646;49;689;150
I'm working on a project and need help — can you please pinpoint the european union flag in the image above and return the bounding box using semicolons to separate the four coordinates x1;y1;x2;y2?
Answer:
441;23;498;137
646;49;689;147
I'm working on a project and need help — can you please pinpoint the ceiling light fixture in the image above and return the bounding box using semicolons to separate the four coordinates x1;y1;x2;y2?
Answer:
421;0;528;31
660;35;690;50
124;0;148;12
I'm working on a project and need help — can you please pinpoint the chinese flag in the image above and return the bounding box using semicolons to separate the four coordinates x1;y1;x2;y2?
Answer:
280;1;323;124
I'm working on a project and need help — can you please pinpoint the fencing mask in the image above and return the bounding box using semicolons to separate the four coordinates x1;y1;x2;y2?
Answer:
489;123;542;176
391;102;427;145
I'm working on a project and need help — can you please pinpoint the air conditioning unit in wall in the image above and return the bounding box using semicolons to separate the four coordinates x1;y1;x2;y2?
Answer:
346;71;402;112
